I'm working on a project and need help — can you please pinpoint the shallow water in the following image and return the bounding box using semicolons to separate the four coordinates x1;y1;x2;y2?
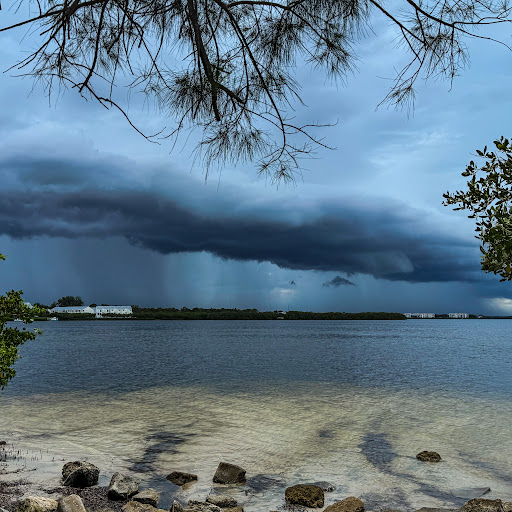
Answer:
2;320;512;511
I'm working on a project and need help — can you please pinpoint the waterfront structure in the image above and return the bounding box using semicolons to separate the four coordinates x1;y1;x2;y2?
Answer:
95;306;133;318
448;313;469;318
49;306;96;315
49;305;132;318
404;313;436;318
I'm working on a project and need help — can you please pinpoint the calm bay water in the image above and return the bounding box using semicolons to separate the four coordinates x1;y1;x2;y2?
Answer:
2;320;512;511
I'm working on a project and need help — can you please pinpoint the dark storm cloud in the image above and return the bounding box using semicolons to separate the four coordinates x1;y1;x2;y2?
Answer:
0;153;481;283
323;276;356;287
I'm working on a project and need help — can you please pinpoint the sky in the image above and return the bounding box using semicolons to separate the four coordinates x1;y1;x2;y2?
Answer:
1;4;512;314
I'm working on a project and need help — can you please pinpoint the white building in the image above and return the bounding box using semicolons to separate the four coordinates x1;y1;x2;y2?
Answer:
49;305;132;318
404;313;436;319
49;306;96;315
448;313;469;318
95;306;132;318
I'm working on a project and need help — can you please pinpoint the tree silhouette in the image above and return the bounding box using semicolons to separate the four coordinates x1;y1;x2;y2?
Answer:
2;0;511;180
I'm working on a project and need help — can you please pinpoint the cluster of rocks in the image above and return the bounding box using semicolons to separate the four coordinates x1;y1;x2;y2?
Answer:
10;461;248;512
8;455;512;512
165;463;246;512
166;462;246;487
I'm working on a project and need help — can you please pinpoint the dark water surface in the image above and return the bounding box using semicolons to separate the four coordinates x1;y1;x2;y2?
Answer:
2;320;512;512
5;319;512;397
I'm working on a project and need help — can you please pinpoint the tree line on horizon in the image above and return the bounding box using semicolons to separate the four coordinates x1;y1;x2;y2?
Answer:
129;307;407;320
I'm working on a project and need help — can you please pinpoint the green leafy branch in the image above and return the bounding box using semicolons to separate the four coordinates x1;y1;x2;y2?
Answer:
443;137;512;281
0;254;43;391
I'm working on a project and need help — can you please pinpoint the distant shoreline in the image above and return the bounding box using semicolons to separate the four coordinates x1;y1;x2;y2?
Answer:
14;309;512;322
29;310;407;321
15;314;512;321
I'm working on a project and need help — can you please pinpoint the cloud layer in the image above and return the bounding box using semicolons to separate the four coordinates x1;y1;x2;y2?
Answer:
1;151;481;284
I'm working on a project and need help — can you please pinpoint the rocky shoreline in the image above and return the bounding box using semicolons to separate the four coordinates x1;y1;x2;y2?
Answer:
2;446;512;512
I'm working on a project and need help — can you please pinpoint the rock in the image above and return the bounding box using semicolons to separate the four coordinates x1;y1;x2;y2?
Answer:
171;502;184;512
246;474;285;492
0;441;6;445
213;463;246;485
108;473;140;501
416;451;442;462
62;461;100;488
451;489;491;500
460;499;504;512
205;497;238;508
17;497;59;512
323;497;365;512
132;490;160;508
416;508;457;512
121;502;167;512
503;504;512;512
166;472;198;486
122;504;151;512
185;501;222;512
224;508;243;512
57;495;87;512
308;482;336;492
284;485;324;508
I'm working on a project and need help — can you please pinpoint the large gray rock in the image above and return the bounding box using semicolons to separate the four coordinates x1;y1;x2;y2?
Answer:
245;474;285;492
205;496;237;508
460;499;504;512
213;463;246;485
108;473;140;500
57;495;87;512
185;501;222;512
121;502;166;512
416;508;457;512
62;461;100;488
416;451;442;462
323;497;365;512
17;497;59;512
166;471;198;486
451;489;491;500
284;485;324;508
132;490;160;508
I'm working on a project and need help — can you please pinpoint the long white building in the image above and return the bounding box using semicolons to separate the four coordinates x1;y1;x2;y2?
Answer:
49;306;132;318
448;313;469;318
404;313;436;318
49;306;96;315
95;306;133;318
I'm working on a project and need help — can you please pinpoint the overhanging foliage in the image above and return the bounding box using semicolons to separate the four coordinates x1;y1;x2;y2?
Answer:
443;137;512;281
2;0;512;179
